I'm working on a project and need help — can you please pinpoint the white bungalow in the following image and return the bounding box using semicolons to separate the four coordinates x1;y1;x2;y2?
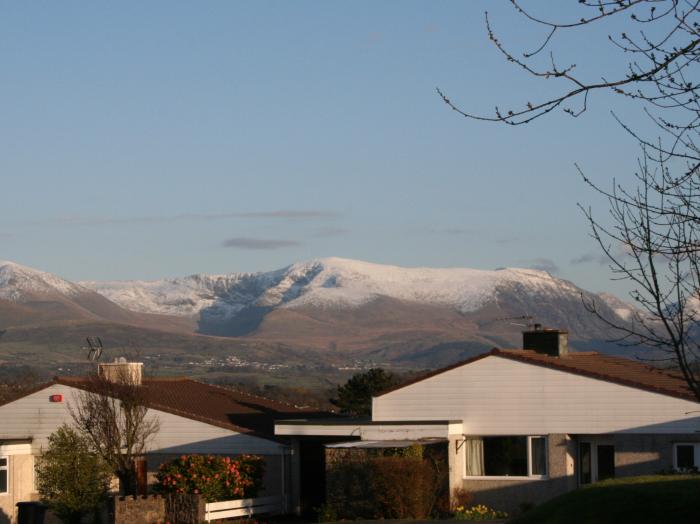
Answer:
0;362;314;524
276;328;700;513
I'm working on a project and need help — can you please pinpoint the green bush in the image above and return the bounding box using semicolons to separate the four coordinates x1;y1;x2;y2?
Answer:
35;425;112;524
155;454;264;502
324;444;448;520
370;456;438;518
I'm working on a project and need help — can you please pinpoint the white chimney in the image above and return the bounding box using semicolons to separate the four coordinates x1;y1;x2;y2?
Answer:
98;358;143;385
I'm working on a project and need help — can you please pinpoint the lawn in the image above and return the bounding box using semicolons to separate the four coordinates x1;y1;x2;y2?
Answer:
511;475;700;524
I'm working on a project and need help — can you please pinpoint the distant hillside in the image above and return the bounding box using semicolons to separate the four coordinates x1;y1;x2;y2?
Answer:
0;258;647;375
82;257;635;353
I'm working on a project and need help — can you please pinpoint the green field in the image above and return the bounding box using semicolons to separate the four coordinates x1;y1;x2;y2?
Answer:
511;475;700;524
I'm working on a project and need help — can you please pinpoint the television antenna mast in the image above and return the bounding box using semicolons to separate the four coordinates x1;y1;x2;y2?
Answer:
490;315;535;328
83;337;104;362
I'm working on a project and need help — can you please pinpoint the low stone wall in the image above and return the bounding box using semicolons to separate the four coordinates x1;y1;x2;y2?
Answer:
165;493;205;524
113;495;165;524
113;494;203;524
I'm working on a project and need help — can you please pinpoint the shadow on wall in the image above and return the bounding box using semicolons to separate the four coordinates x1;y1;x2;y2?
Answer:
0;509;10;524
463;451;683;514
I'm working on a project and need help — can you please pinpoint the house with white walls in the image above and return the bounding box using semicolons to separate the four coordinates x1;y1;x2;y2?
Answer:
276;328;700;513
0;362;317;524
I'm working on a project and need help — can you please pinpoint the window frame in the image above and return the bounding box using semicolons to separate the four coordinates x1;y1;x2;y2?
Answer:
0;456;8;496
673;442;699;471
462;435;549;480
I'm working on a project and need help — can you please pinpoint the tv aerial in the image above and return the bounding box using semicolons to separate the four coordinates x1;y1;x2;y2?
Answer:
84;337;104;362
484;315;536;328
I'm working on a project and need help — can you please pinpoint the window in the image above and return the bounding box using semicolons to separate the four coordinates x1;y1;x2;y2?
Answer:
464;436;547;478
0;457;7;494
674;443;699;471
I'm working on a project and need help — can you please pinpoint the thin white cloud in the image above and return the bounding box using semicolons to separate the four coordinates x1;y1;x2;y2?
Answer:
19;210;339;227
522;258;560;274
314;227;350;238
222;237;301;250
571;252;609;265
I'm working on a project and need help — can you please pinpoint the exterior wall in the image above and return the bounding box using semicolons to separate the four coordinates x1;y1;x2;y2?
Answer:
444;432;700;514
448;433;576;514
0;452;34;524
613;433;700;477
373;355;700;434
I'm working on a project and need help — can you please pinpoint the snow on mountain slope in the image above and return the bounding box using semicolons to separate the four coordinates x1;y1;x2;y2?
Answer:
80;257;588;319
597;292;636;321
0;260;85;301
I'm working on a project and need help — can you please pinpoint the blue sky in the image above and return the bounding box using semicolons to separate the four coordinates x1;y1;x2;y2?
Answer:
0;1;654;296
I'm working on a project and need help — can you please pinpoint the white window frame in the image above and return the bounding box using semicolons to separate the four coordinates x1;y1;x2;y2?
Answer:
463;435;549;480
673;442;699;471
0;456;8;496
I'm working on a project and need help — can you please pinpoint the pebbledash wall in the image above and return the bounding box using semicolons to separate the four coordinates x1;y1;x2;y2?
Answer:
447;433;576;512
0;446;35;524
446;432;700;513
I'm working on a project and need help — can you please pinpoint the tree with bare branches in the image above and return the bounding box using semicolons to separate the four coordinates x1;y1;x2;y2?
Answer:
69;369;159;495
440;1;700;401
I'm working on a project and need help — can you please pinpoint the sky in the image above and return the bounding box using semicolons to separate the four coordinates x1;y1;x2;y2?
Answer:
0;1;661;297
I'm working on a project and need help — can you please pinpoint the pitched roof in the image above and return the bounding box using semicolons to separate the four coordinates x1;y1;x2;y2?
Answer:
54;376;328;438
378;348;697;402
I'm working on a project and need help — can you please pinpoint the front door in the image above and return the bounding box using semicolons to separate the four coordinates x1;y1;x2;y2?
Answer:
578;439;615;485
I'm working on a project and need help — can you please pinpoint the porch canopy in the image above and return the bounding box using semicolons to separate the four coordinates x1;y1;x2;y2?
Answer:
274;418;463;440
325;438;447;449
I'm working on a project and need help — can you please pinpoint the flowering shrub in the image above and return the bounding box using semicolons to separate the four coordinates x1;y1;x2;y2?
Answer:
155;454;265;502
454;504;508;521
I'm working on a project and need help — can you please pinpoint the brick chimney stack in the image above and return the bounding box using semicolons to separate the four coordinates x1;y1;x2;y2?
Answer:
98;358;143;385
522;325;569;357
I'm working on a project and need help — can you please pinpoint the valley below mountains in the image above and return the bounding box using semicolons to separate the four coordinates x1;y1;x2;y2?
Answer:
0;258;644;383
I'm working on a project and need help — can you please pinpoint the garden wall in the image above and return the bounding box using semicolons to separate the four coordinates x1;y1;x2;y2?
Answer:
112;494;203;524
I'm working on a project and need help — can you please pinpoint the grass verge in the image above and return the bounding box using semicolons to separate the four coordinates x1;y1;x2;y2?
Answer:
510;475;700;524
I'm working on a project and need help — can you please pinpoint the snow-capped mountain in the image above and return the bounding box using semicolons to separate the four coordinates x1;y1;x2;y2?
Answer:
0;260;190;330
81;257;587;317
0;260;85;301
0;258;638;366
78;257;633;342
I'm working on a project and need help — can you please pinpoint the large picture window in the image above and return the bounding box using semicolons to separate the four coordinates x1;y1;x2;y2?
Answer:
464;436;547;478
0;457;8;494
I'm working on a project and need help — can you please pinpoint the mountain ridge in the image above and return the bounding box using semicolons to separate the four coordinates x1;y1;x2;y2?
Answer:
0;258;642;372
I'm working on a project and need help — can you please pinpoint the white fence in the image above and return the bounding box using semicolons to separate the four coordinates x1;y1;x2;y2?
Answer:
204;495;285;522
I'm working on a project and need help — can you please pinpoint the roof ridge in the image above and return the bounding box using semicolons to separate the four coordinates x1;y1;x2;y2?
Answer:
493;350;696;402
200;380;311;410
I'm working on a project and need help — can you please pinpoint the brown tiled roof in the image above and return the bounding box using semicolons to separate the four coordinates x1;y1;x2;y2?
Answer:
55;376;328;438
378;348;698;402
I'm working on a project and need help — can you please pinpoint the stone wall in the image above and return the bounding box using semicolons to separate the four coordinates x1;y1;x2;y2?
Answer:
165;494;204;524
113;496;165;524
113;494;204;524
